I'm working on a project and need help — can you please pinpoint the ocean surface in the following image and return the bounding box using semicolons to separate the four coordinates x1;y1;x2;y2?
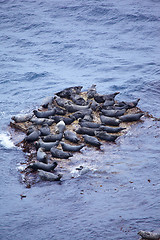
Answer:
0;0;160;239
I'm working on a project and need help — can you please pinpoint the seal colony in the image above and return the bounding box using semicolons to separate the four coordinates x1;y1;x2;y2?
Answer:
10;85;145;187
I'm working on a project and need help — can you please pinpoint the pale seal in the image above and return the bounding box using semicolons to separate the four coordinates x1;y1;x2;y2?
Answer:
37;147;47;163
55;120;66;133
11;112;34;123
41;96;53;108
38;170;62;181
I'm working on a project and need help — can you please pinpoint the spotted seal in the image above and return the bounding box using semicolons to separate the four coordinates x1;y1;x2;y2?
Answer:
28;161;57;172
38;170;62;181
50;147;73;159
64;130;80;143
82;135;102;147
119;113;143;122
95;130;118;142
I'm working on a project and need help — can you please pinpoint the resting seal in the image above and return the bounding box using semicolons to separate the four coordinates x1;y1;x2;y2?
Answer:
101;109;126;117
41;96;53;108
25;130;40;142
35;139;59;151
64;130;80;143
83;135;102;148
11;112;34;123
87;84;97;99
64;102;91;113
37;147;47;163
33;109;56;118
61;142;85;152
50;147;73;159
76;127;97;136
95;130;118;142
28;161;57;172
39;124;51;136
100;115;121;126
43;133;63;142
99;125;126;133
119;113;143;122
38;170;62;181
55;120;66;133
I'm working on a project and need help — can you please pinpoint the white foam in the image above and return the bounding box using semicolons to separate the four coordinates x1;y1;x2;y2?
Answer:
0;133;15;149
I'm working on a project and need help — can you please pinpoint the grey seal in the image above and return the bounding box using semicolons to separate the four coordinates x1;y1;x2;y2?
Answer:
119;113;143;122
56;86;83;98
83;135;102;147
95;130;118;142
54;96;70;108
138;229;160;240
33;109;56;118
61;142;85;152
101;109;126;117
99;125;126;133
41;96;53;108
11;112;34;123
30;118;54;126
55;120;66;133
25;130;40;142
37;147;47;163
38;170;62;181
35;139;59;151
79;121;101;129
100;115;121;126
50;147;73;159
43;133;63;142
28;161;57;172
76;127;97;136
39;124;51;136
64;101;91;113
64;130;80;143
70;94;87;106
87;84;97;99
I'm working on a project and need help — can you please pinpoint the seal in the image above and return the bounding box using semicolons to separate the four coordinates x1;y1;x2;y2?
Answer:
95;130;118;142
55;120;66;133
90;99;99;111
33;109;56;118
37;147;47;163
38;170;62;181
61;142;85;152
30;118;54;126
70;94;87;106
82;135;102;147
56;86;83;98
50;116;75;125
25;130;40;142
83;114;93;122
54;96;70;108
28;161;57;172
99;125;126;133
54;106;67;116
26;125;37;135
100;115;121;126
50;147;73;159
35;139;59;151
76;127;98;136
11;112;34;123
41;96;53;108
69;109;92;120
102;100;115;109
119;113;143;122
87;84;97;99
39;124;51;136
79;121;101;128
138;230;160;240
101;109;126;117
43;133;63;142
64;101;91;113
64;130;80;143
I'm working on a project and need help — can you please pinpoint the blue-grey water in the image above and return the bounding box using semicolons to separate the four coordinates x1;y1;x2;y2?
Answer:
0;0;160;239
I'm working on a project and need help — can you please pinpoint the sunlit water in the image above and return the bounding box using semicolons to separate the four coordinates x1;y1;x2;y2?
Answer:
0;0;160;239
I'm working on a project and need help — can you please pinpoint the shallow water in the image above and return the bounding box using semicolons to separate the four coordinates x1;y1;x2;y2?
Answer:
0;0;160;239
